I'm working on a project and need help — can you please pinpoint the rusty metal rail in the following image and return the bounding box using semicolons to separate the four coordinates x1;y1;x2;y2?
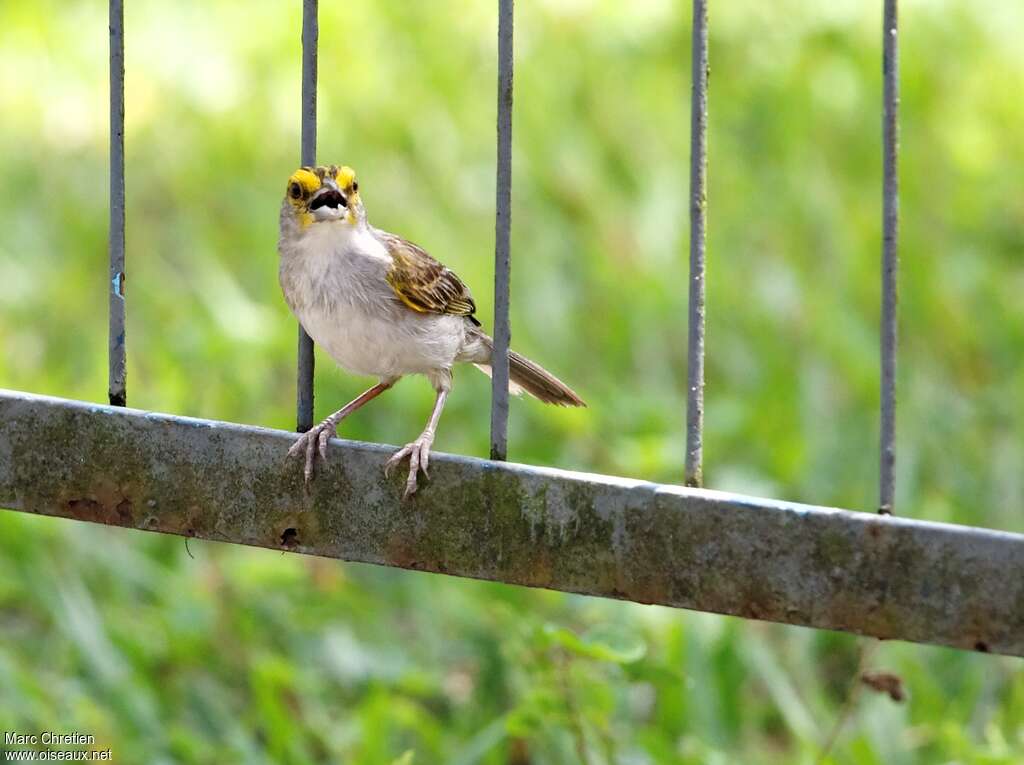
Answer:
1;389;1020;658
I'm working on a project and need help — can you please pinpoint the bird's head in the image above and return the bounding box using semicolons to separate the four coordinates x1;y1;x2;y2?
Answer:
283;164;362;228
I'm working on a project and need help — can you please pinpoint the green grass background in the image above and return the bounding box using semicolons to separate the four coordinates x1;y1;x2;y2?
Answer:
1;0;1023;762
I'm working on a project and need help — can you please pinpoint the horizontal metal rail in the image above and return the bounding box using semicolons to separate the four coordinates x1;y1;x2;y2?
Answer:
1;389;1021;658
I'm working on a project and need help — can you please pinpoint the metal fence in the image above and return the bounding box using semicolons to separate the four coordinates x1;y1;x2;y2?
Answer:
106;1;891;488
2;0;1021;658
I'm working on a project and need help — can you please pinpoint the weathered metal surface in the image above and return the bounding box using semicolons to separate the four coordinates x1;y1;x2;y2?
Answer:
1;389;1021;657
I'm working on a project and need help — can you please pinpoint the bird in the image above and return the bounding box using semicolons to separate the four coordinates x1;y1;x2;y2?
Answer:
278;164;585;498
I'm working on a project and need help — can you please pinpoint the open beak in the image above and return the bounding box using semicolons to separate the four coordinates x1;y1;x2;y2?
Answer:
309;184;348;221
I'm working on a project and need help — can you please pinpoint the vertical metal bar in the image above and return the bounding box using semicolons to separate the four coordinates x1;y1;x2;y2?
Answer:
490;0;514;461
296;0;318;432
107;0;126;408
880;0;899;514
685;0;708;487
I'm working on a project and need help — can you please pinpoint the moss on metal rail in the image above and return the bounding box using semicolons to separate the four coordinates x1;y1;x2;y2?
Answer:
1;389;1022;658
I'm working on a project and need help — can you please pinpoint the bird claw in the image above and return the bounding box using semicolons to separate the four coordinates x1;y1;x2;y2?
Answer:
385;435;433;499
287;420;338;486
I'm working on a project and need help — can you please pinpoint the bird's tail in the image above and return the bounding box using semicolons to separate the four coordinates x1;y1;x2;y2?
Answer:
471;334;585;408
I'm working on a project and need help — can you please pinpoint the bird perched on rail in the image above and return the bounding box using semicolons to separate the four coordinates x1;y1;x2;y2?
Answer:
278;164;584;497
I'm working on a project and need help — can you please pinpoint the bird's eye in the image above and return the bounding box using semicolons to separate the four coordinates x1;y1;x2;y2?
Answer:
289;182;302;199
352;182;359;192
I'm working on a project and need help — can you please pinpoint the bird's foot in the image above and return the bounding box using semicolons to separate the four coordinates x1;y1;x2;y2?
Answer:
384;432;434;499
287;418;339;485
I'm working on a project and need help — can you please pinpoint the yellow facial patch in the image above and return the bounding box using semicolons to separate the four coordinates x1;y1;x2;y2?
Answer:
335;165;356;190
288;168;322;199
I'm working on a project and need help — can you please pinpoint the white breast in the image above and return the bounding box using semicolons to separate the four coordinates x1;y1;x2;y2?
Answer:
279;222;467;382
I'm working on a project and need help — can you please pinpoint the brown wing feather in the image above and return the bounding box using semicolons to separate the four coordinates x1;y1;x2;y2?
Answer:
378;230;480;324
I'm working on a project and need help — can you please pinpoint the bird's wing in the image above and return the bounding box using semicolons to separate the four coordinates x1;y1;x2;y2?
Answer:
377;229;479;323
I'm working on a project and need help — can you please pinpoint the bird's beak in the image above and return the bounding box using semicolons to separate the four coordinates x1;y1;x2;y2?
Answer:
309;181;348;221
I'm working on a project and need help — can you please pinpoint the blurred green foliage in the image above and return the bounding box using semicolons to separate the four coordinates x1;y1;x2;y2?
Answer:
1;0;1023;762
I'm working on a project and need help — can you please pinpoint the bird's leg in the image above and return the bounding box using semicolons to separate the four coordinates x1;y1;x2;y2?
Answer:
385;387;449;499
289;380;395;484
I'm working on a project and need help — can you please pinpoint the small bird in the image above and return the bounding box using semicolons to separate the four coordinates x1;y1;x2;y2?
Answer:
278;164;585;497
